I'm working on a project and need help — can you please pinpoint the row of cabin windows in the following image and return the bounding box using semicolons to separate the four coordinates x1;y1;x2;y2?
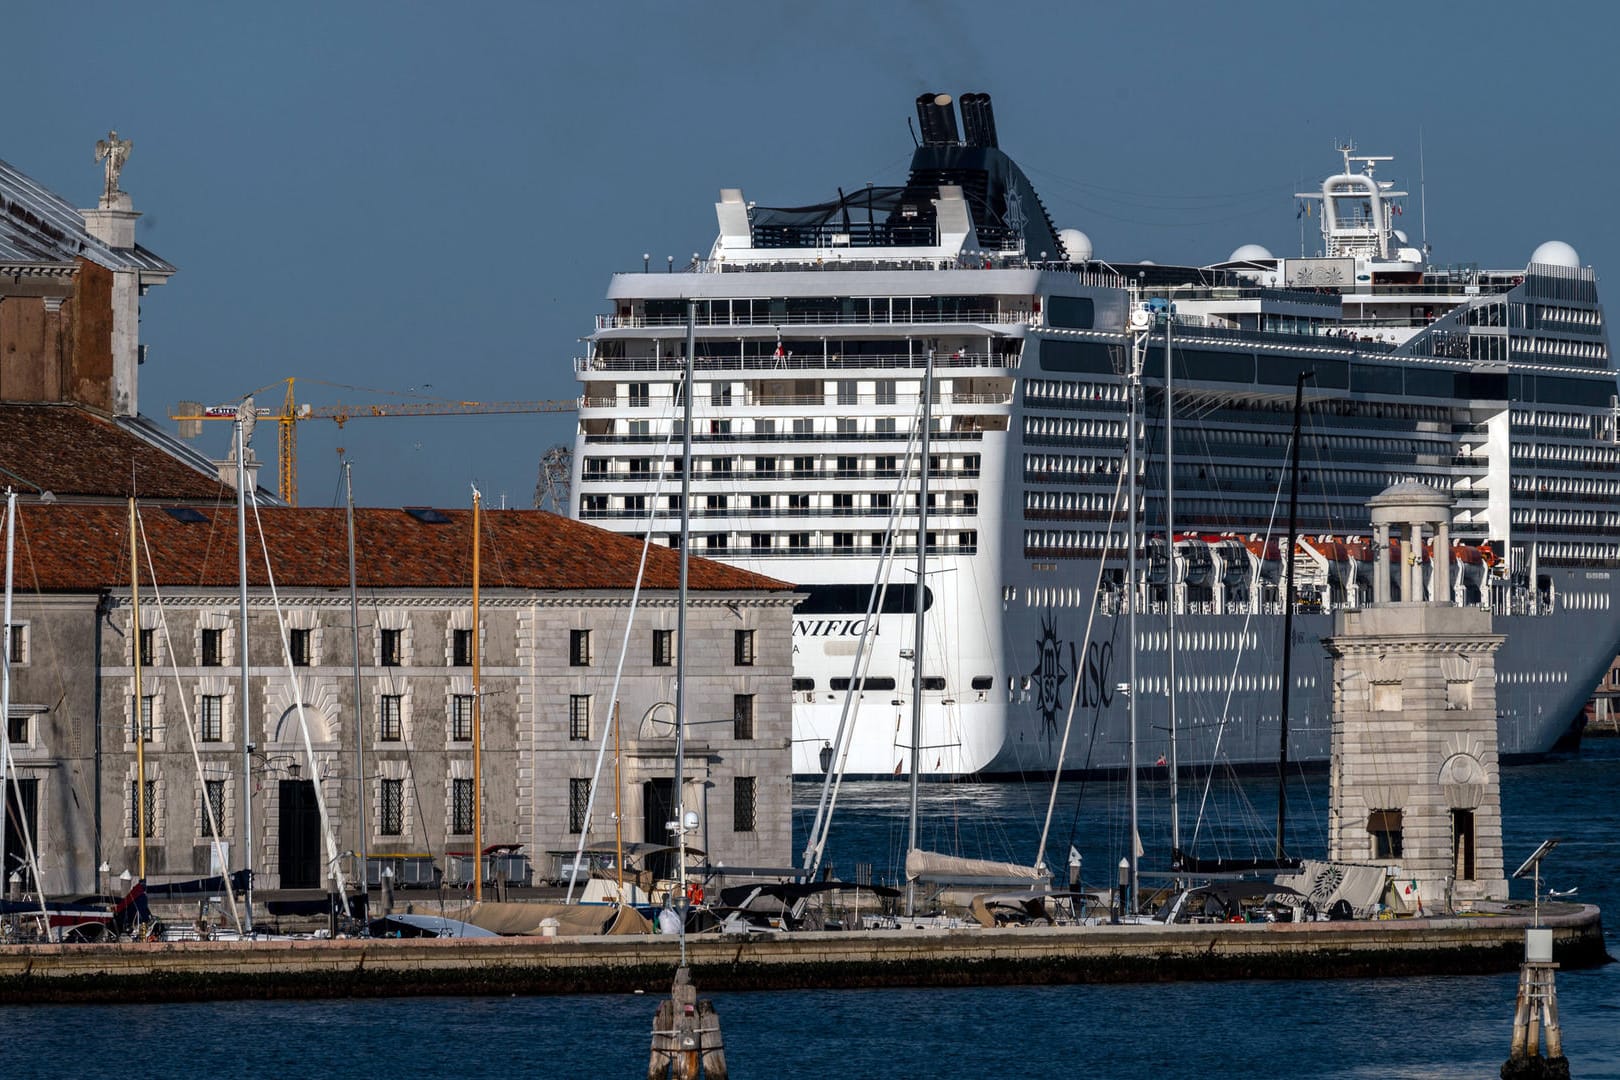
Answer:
566;776;756;834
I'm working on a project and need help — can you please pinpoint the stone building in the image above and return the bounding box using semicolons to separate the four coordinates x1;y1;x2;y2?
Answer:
1;136;174;419
1323;483;1508;912
4;502;796;895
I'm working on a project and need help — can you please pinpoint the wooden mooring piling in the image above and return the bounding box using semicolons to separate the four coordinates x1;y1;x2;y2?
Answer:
1501;929;1569;1080
647;966;727;1080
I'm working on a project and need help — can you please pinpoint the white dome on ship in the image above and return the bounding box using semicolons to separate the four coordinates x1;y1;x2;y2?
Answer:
1393;229;1409;244
1228;243;1273;262
1530;240;1580;269
1058;228;1093;263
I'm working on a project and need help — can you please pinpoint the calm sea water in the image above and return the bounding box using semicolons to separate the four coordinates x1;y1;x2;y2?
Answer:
3;743;1617;1079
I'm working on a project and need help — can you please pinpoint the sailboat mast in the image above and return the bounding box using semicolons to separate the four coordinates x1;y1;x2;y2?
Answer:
128;498;147;881
0;490;13;892
235;413;255;932
471;486;483;904
1276;371;1312;861
906;348;933;920
342;460;367;908
1126;326;1142;913
674;302;695;965
1164;315;1179;856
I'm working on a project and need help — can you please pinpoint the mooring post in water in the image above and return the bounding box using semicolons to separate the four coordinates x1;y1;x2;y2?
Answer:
647;966;727;1080
1501;928;1568;1080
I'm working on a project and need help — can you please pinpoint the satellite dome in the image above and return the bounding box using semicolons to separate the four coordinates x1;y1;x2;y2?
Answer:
1228;243;1273;263
1393;229;1409;244
1139;259;1156;266
1058;228;1093;263
1530;240;1580;269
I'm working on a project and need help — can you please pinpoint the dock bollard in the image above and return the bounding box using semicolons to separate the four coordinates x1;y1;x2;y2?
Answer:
1501;928;1568;1080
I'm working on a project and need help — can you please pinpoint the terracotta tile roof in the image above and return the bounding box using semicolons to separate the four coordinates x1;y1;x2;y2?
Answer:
10;502;794;595
0;404;226;500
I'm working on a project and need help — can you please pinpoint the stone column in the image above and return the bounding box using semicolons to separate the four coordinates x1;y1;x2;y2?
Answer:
1401;522;1417;604
1434;520;1451;605
1374;524;1390;604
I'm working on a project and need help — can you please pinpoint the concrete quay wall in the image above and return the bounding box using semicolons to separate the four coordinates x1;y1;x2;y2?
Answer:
0;905;1604;1004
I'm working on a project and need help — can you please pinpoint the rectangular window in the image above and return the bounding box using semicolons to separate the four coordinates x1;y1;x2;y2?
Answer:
569;695;591;741
1452;809;1476;881
451;778;475;835
733;629;757;666
751;534;771;552
450;695;474;741
837;379;859;405
733;693;755;740
129;779;157;838
380;628;403;667
379;695;403;742
200;695;224;742
875;379;897;405
569;628;592;667
131;695;155;743
628;381;650;407
734;777;757;833
653;629;675;667
754;456;777;476
200;780;226;838
380;779;404;836
7;714;27;745
200;628;223;667
138;628;156;666
1368;809;1404;859
289;628;312;667
710;382;733;406
568;778;591;834
452;628;473;666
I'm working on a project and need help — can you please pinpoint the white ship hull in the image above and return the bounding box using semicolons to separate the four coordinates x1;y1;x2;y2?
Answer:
772;553;1619;778
571;92;1620;780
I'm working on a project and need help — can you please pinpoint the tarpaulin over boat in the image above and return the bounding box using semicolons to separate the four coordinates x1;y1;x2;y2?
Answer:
443;901;651;936
1274;860;1389;919
905;849;1048;886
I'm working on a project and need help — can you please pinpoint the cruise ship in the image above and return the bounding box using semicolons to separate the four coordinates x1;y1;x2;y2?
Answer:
571;91;1620;779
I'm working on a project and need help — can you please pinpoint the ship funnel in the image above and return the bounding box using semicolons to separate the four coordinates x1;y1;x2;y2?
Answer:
959;92;999;149
915;92;960;147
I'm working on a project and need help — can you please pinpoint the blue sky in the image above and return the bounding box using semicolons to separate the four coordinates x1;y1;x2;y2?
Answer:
7;1;1616;509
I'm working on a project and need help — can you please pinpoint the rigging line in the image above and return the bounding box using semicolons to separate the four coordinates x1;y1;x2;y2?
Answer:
804;407;926;877
1036;193;1283;232
132;507;243;935
565;388;684;904
247;495;351;915
1188;431;1290;855
1035;381;1135;872
1021;160;1294;204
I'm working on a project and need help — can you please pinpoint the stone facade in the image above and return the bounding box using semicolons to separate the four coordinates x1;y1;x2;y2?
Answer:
1323;485;1508;912
2;506;796;897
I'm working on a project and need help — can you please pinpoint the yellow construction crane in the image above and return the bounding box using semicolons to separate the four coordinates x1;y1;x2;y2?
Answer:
172;377;578;506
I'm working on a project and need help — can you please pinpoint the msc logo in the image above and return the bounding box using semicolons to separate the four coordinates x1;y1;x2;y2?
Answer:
1029;612;1114;740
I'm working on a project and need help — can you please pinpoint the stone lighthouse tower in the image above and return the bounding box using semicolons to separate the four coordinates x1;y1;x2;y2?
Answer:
1323;482;1508;912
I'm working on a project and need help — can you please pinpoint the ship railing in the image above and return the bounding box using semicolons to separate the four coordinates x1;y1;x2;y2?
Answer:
581;466;982;483
581;429;987;447
594;311;1030;330
581;391;1012;409
580;506;976;521
575;352;1017;374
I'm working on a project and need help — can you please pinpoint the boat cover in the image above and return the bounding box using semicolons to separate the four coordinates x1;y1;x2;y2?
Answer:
905;849;1047;886
442;901;652;936
1274;860;1390;919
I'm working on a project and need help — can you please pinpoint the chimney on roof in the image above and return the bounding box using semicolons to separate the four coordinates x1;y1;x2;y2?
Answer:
82;130;139;249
